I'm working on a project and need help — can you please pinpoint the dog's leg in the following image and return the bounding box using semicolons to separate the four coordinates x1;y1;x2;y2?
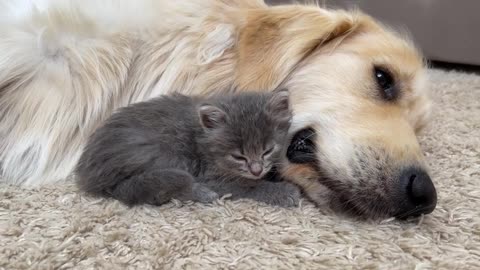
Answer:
0;7;134;186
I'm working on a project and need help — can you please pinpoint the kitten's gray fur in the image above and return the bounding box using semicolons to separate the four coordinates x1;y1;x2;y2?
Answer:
75;89;300;207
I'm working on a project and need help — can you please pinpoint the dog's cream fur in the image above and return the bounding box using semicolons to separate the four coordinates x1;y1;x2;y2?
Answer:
0;0;432;217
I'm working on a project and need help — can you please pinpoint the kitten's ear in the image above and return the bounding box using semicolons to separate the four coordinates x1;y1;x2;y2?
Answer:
267;88;291;119
198;105;226;129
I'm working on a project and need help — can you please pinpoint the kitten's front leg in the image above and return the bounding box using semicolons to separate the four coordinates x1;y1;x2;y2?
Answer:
242;181;301;207
184;183;220;203
108;168;218;206
201;177;301;207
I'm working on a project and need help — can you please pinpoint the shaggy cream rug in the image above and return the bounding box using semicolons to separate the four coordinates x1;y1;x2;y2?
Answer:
1;69;479;269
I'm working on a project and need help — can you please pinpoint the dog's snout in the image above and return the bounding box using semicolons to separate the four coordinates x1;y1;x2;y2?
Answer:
395;167;437;219
407;170;436;206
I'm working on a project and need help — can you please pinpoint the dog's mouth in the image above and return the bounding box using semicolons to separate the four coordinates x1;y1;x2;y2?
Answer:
315;167;436;220
311;172;395;219
286;127;317;164
330;188;395;219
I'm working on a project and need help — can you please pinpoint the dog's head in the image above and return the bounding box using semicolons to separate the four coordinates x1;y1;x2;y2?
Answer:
235;5;436;219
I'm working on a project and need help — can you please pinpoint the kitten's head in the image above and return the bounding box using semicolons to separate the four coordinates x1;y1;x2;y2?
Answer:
198;89;292;180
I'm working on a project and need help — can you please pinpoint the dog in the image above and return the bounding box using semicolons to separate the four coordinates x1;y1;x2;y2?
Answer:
0;0;436;219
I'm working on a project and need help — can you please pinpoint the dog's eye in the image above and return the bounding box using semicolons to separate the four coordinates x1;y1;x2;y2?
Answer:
287;128;316;164
374;66;397;101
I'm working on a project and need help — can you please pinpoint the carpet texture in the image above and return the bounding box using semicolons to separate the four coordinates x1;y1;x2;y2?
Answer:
1;69;479;269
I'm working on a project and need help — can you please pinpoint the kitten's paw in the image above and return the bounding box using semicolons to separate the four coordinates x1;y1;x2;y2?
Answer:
191;183;219;203
252;181;301;207
274;182;301;207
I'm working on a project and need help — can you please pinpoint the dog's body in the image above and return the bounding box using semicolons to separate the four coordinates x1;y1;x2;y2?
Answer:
0;0;436;218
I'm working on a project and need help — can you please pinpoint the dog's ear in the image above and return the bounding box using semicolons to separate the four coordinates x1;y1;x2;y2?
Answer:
235;6;362;90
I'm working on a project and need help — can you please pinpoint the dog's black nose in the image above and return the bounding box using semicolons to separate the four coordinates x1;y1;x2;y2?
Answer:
395;167;437;219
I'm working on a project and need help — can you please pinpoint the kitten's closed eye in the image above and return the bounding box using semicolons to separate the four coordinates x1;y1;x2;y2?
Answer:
262;146;275;157
231;154;247;162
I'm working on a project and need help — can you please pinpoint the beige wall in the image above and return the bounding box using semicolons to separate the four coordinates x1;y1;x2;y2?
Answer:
266;0;480;66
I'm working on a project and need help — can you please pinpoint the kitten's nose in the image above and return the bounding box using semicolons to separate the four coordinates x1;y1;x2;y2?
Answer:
248;162;263;177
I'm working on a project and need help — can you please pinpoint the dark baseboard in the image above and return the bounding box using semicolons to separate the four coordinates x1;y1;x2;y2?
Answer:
429;61;480;75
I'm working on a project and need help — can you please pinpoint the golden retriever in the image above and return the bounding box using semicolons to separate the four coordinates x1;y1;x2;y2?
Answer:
0;0;436;218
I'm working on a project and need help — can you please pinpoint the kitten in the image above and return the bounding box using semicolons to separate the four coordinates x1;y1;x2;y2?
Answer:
75;89;300;207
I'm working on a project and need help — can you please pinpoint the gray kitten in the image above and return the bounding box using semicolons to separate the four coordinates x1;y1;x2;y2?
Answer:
75;89;300;207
